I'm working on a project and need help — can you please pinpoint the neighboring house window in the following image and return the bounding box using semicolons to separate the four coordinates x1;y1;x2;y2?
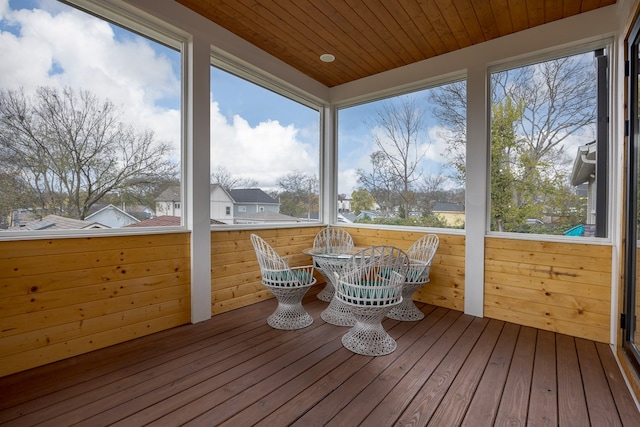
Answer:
488;47;608;237
174;203;181;210
210;62;320;225
338;80;466;229
226;206;231;215
0;1;182;232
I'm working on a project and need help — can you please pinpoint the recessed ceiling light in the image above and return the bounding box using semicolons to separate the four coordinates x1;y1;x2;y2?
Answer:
320;53;335;63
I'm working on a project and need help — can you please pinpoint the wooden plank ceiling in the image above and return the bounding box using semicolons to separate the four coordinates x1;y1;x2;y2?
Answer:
176;0;616;87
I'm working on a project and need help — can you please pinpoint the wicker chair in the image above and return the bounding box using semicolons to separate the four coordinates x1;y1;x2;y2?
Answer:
336;246;408;356
250;234;316;330
387;234;439;321
312;226;354;302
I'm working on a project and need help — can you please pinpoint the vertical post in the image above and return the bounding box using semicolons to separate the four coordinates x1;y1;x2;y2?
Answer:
465;65;488;317
322;105;337;224
187;34;212;323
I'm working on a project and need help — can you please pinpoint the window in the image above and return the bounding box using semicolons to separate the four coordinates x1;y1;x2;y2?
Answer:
225;206;231;215
338;81;466;228
210;63;320;225
489;48;608;237
174;203;181;210
0;1;182;232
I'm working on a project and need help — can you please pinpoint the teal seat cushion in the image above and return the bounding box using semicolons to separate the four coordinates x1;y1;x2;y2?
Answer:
264;270;313;287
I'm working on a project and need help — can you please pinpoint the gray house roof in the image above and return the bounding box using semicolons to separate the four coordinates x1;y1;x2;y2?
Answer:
157;184;272;204
155;185;181;202
227;188;278;204
6;214;107;231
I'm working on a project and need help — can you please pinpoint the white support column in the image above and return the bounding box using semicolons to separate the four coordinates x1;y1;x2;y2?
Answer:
187;34;211;323
322;105;337;224
465;64;488;317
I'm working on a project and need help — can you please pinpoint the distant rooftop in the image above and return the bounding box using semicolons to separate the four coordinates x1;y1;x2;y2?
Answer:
5;214;106;231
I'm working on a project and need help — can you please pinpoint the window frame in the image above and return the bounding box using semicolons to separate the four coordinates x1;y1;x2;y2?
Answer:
208;51;325;229
334;73;468;234
485;41;614;241
0;0;189;240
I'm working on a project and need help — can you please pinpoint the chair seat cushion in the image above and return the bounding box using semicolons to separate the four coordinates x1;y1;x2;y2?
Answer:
340;279;400;305
380;265;427;283
264;270;313;287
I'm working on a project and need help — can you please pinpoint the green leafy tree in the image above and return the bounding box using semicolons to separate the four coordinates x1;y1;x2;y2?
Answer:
350;188;375;215
431;53;597;233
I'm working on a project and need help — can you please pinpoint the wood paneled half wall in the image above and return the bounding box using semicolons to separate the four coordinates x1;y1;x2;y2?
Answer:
484;237;612;343
211;227;465;315
0;233;191;377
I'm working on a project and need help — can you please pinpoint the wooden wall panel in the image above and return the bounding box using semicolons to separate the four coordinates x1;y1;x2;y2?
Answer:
210;226;464;314
0;233;191;376
210;227;324;314
484;237;612;343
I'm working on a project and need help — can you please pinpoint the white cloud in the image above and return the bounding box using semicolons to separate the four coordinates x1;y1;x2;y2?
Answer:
210;102;317;188
0;2;181;149
1;1;320;188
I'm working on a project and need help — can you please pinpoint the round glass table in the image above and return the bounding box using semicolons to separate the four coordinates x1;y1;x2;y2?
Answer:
303;246;366;326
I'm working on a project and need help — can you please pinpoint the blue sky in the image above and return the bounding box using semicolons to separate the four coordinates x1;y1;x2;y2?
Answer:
0;0;456;195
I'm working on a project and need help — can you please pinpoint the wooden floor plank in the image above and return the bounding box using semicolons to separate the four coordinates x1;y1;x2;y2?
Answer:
394;316;490;425
311;306;446;426
330;309;466;426
107;301;329;426
460;322;520;426
427;318;505;426
595;342;640;426
576;338;623;426
556;334;590;426
528;329;558;426
493;326;537;425
0;300;275;416
0;291;638;427
252;306;447;426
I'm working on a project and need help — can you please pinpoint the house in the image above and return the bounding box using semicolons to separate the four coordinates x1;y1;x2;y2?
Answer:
5;214;107;231
85;204;140;228
156;185;280;224
155;185;182;217
234;210;301;224
227;188;279;217
125;215;226;227
432;202;465;228
337;196;352;213
3;0;640;422
571;141;597;225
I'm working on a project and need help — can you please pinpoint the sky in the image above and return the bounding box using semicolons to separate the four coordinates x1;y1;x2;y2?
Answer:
0;0;466;198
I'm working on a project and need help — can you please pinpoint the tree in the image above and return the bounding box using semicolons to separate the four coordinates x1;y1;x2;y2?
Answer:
211;166;258;190
357;96;428;218
430;52;597;233
350;188;375;215
276;171;318;218
0;86;177;220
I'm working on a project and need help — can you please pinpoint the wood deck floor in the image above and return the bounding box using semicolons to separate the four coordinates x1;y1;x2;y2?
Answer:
1;287;639;427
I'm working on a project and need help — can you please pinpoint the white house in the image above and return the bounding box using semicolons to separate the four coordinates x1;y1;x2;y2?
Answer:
85;204;140;228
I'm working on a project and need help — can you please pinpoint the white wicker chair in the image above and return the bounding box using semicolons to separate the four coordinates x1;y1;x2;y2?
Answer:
312;226;354;302
250;234;316;330
336;246;408;356
387;234;439;321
